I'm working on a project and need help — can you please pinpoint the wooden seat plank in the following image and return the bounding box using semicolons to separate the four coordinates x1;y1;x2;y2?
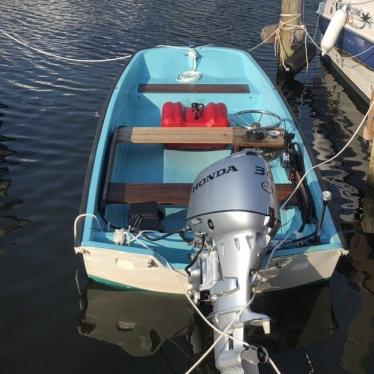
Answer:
106;183;297;206
106;183;191;205
116;127;284;149
138;84;250;93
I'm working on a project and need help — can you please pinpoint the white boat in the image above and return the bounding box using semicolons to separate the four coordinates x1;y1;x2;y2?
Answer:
317;0;374;104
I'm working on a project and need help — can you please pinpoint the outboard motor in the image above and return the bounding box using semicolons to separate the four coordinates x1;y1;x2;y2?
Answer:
186;150;280;374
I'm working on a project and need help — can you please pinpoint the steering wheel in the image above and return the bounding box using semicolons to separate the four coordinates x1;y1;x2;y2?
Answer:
232;110;283;130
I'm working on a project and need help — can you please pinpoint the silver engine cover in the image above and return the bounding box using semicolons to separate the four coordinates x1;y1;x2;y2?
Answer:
187;150;279;237
186;150;280;374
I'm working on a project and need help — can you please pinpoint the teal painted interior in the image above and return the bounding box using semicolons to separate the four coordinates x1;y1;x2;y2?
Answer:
80;46;343;270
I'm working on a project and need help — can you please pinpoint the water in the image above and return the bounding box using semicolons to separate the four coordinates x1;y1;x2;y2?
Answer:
0;1;373;373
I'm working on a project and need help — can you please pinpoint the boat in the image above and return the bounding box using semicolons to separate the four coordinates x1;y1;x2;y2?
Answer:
317;0;374;105
74;45;346;373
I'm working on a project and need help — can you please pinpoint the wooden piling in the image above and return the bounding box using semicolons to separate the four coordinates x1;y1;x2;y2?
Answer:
368;142;374;188
363;136;374;233
362;188;374;233
277;0;302;81
363;89;374;142
362;91;374;233
365;90;374;190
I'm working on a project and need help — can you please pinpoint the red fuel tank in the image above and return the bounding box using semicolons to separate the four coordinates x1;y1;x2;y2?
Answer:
161;102;229;149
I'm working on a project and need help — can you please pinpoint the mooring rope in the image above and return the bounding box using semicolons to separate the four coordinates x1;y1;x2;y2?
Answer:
0;20;347;73
0;29;133;63
277;13;309;72
247;12;312;73
280;99;374;210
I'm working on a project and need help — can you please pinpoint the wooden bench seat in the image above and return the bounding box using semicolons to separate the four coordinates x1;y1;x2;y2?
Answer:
115;127;284;149
138;84;250;93
105;183;297;206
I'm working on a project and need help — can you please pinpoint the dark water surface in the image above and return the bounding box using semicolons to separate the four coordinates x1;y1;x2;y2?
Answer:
0;1;373;373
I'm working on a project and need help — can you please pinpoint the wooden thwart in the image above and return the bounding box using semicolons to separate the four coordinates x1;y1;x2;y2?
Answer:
106;183;297;206
116;127;284;149
138;84;250;93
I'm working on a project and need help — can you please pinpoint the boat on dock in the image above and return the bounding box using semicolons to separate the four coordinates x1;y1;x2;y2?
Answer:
74;45;346;373
317;0;374;105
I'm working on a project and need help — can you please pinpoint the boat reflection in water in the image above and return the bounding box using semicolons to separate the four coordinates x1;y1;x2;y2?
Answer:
77;279;336;372
77;280;195;371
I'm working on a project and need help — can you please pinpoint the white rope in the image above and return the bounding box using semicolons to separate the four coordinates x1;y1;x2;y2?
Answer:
324;44;374;70
0;29;132;63
313;7;322;40
156;44;192;50
248;27;279;52
264;231;298;269
310;33;374;69
341;0;374;4
346;43;374;59
304;28;310;73
304;27;323;51
242;14;304;57
112;228;156;250
269;357;282;374
306;11;374;60
185;293;258;374
280;99;374;210
280;13;302;17
155;45;203;82
275;15;301;71
179;276;253;348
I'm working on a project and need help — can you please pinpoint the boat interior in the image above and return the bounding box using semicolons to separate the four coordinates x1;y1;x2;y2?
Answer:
81;47;342;264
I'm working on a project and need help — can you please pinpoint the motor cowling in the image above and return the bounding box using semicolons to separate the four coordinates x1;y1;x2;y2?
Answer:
186;150;280;374
187;150;280;243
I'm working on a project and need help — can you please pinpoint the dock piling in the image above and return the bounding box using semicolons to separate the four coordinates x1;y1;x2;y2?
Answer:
363;89;374;142
362;91;374;233
277;0;302;81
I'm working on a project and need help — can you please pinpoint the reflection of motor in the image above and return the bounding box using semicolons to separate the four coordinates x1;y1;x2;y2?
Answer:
186;150;280;373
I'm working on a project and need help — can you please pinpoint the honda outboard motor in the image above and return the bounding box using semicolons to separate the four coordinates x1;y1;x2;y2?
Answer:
186;150;280;374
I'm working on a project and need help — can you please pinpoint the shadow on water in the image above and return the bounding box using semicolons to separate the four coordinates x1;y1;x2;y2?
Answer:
0;101;29;238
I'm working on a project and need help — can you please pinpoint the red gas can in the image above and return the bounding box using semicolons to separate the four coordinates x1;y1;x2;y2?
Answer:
161;102;229;149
